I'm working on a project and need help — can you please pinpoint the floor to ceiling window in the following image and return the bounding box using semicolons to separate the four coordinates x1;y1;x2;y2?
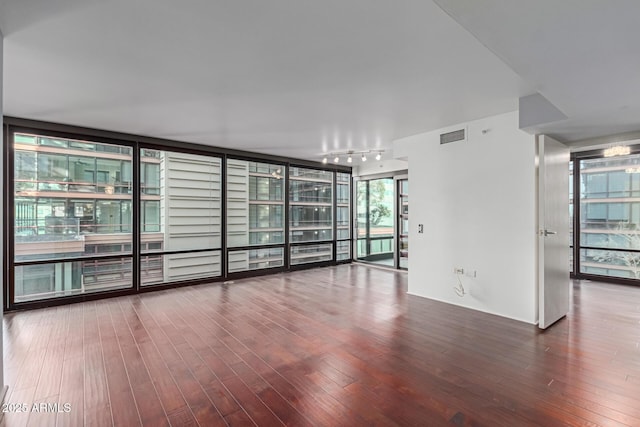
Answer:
140;149;222;286
5;121;352;309
336;172;351;261
13;133;134;302
227;159;286;273
572;147;640;282
289;167;334;265
356;177;396;267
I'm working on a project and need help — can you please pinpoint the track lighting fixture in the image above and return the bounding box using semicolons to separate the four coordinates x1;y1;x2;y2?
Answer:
321;150;384;164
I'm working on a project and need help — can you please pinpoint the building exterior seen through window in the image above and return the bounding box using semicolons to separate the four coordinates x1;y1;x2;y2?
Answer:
14;133;136;301
11;131;352;305
398;179;409;269
576;153;640;279
289;167;334;265
227;159;286;272
356;178;395;267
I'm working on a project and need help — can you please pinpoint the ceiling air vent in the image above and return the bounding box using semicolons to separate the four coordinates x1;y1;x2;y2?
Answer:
440;128;466;145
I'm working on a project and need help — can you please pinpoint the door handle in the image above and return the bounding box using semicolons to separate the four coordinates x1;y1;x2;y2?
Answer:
540;229;557;236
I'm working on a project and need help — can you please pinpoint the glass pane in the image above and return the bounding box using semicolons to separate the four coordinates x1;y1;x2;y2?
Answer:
227;159;285;247
69;140;96;151
289;206;332;227
289;167;332;182
14;133;133;264
140;150;222;252
581;156;640;239
337;172;351;241
337;179;350;204
399;241;408;269
579;154;640;280
15;258;132;302
141;250;221;286
399;179;409;269
69;156;96;192
290;244;333;265
138;150;222;286
357;239;367;259
368;179;394;238
289;181;332;203
357;178;395;266
580;248;640;279
37;153;68;191
336;206;349;227
15;134;36;145
142;162;161;195
142;201;161;232
249;231;284;245
15;151;37;191
290;229;333;243
356;181;367;240
336;228;350;240
289;167;333;244
228;247;284;273
370;237;394;255
39;137;69;148
336;241;350;261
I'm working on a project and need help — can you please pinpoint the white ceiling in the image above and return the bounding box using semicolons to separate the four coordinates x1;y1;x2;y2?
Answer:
2;1;639;162
434;0;640;144
0;0;530;162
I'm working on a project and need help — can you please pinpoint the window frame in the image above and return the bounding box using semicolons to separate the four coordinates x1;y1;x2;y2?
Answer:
571;145;640;285
3;118;352;310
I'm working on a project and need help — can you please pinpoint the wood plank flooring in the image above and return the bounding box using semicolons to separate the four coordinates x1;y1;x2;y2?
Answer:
2;264;640;426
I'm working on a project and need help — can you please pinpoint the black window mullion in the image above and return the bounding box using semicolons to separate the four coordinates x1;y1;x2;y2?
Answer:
572;158;580;278
132;145;141;292
284;163;291;269
221;154;228;279
395;179;400;270
5;126;16;309
332;170;337;263
366;180;371;258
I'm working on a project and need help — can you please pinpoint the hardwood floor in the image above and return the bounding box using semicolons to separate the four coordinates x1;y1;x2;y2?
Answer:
2;264;640;426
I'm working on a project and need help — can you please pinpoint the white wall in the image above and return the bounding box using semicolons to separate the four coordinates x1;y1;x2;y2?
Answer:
394;111;537;323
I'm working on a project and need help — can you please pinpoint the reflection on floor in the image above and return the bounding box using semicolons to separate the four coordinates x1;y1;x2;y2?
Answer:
372;256;395;267
3;267;636;426
357;254;396;268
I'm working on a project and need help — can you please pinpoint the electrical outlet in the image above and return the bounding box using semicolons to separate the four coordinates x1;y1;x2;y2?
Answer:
453;267;464;274
465;270;476;278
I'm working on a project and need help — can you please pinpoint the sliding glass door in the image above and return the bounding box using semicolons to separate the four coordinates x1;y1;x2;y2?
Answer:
356;178;395;267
